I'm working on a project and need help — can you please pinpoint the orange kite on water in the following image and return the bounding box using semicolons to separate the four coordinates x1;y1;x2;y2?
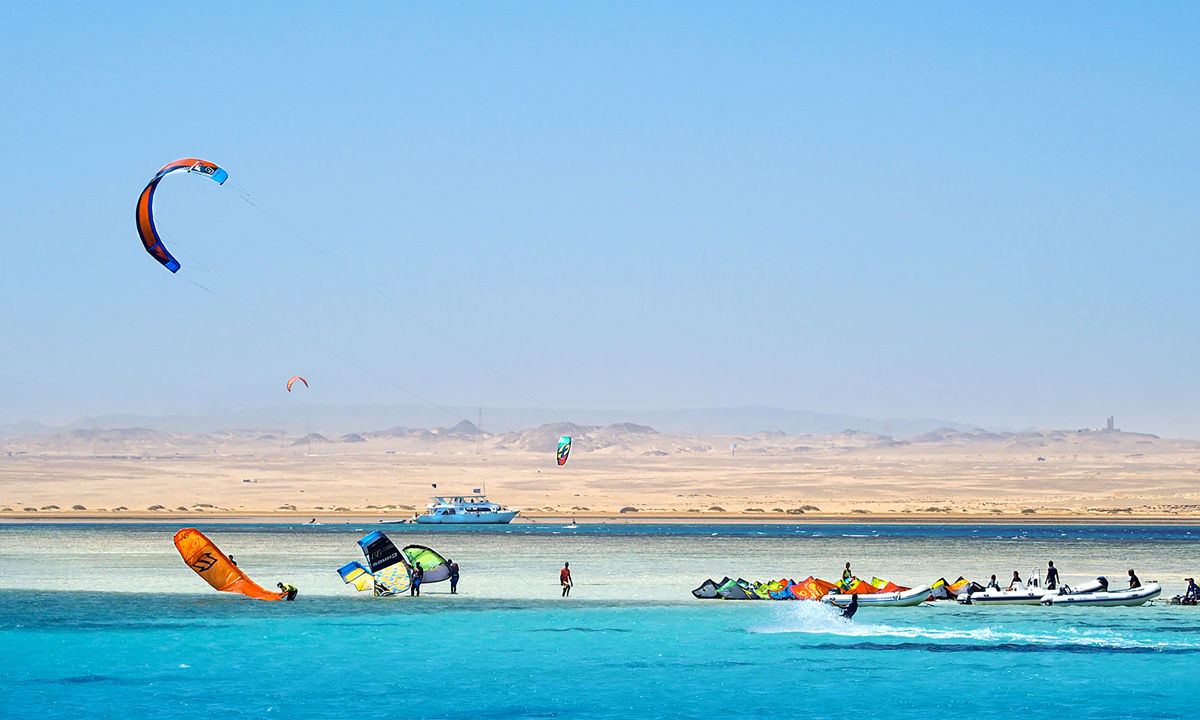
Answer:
173;528;285;601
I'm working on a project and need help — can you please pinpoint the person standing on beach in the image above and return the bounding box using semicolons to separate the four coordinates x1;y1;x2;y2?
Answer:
1128;569;1141;589
448;559;460;594
1045;561;1060;590
841;562;853;588
411;563;424;596
560;562;573;597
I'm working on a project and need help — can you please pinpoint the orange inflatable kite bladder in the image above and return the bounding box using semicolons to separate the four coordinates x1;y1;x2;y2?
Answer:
173;528;285;601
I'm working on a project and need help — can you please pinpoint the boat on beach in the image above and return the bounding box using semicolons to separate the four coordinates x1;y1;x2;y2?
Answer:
414;492;519;524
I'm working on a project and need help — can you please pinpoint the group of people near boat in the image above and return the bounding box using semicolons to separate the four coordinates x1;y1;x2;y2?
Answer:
983;562;1143;591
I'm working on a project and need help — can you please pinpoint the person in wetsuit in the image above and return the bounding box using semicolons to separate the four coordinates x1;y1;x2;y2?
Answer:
1128;569;1141;589
448;559;460;594
841;592;859;620
276;582;298;601
1045;561;1060;590
1008;571;1023;590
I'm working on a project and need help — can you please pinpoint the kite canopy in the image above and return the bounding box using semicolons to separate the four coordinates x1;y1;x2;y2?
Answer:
172;528;285;601
402;544;451;583
338;561;375;592
557;435;572;466
287;376;308;392
357;531;411;596
135;158;228;273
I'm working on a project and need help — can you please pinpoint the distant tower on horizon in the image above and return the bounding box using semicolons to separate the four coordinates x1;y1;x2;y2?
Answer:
1105;416;1115;432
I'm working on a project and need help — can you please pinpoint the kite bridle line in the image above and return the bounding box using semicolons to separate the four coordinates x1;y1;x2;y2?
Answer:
229;185;570;425
181;276;438;409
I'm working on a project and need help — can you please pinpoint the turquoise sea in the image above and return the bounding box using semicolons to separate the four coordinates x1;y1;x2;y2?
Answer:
1;523;1198;719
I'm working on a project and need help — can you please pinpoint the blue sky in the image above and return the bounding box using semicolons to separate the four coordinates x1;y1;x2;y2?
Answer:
3;3;1199;435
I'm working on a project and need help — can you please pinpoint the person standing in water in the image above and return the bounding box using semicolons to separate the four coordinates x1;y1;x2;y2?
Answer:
1128;569;1141;589
1045;561;1060;590
560;562;573;597
276;582;298;601
411;563;424;597
448;559;460;594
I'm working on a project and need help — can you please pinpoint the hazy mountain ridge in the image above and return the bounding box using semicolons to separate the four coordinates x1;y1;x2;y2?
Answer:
0;405;974;440
2;421;1194;458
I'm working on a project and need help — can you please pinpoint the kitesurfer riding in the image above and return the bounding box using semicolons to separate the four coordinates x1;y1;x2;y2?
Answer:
1128;569;1141;589
411;563;424;597
1045;561;1059;590
276;582;298;601
448;559;460;594
561;562;573;597
841;592;859;620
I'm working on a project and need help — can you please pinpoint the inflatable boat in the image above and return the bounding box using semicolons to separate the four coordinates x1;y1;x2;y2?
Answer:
821;585;932;608
958;587;1056;605
959;578;1108;606
1041;583;1161;607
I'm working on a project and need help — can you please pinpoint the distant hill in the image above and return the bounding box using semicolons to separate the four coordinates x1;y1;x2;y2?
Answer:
0;405;974;439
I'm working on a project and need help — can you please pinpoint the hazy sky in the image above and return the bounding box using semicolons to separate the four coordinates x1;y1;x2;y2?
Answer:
3;3;1199;435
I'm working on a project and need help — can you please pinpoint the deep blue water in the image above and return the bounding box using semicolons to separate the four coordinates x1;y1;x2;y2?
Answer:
3;591;1199;719
1;523;1198;718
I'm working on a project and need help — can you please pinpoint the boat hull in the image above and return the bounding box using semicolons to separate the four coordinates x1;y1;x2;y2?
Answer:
414;510;519;525
1042;583;1161;607
822;586;932;607
960;589;1055;605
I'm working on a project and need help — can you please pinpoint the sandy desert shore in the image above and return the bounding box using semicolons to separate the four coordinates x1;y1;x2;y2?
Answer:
2;424;1199;522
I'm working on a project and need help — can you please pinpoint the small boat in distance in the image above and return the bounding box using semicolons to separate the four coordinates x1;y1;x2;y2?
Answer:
414;492;519;524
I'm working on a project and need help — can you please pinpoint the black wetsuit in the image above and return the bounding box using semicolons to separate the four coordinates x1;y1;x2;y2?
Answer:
1046;566;1059;589
841;594;859;620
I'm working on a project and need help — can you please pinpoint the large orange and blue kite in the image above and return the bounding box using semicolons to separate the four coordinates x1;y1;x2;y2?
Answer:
135;158;228;273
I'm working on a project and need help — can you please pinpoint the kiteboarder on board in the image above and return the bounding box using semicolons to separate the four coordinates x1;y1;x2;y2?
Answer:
841;592;859;620
561;562;573;597
276;582;298;601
